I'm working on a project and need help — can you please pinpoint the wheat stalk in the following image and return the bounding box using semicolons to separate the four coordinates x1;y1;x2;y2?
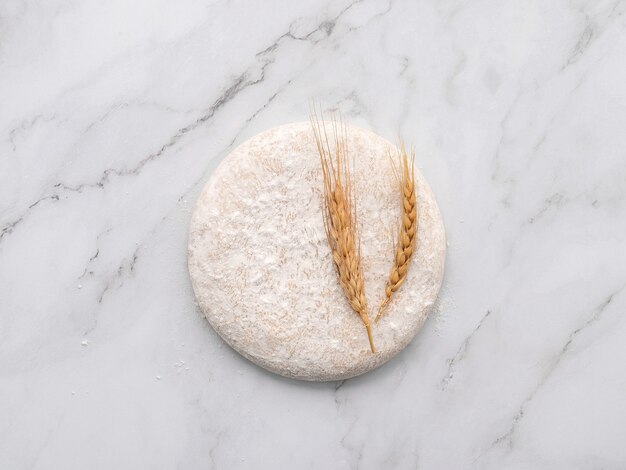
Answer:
310;111;375;353
375;144;418;322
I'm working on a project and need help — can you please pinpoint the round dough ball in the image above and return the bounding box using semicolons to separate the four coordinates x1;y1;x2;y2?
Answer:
188;122;445;381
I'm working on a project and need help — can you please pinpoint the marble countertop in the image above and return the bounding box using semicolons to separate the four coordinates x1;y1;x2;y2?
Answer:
2;0;626;468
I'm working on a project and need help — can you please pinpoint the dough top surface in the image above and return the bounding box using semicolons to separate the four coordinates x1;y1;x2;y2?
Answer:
188;122;446;381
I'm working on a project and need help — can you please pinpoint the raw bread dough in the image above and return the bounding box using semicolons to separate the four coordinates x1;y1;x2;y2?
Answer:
188;122;445;381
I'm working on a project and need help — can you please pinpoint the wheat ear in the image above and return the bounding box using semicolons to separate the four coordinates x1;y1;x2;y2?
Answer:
375;144;418;322
310;112;375;353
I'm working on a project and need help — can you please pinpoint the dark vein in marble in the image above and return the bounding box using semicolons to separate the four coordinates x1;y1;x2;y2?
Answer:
336;90;369;118
78;227;113;279
231;76;294;145
29;194;60;209
490;287;622;450
339;415;366;470
78;248;100;279
562;20;594;70
0;59;272;241
441;310;492;390
58;66;267;195
0;195;61;241
346;0;393;34
7;114;56;151
0;0;383;245
96;246;140;305
208;430;222;470
526;192;567;225
0;217;23;241
89;248;100;262
260;0;362;51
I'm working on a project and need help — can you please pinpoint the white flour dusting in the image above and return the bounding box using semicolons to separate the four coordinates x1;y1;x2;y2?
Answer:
188;122;446;381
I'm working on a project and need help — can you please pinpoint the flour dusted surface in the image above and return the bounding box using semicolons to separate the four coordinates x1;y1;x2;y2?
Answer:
188;122;446;381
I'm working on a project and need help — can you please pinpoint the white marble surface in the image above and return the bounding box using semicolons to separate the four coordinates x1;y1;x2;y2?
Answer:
1;0;626;468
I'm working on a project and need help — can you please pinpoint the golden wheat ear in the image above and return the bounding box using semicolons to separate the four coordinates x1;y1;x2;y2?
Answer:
310;109;375;353
375;143;418;323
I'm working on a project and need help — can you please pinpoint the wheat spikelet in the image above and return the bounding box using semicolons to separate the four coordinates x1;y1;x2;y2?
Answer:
310;111;375;353
375;144;418;322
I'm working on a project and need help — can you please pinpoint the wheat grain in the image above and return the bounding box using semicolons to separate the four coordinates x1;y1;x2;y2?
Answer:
310;111;375;353
375;144;418;322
